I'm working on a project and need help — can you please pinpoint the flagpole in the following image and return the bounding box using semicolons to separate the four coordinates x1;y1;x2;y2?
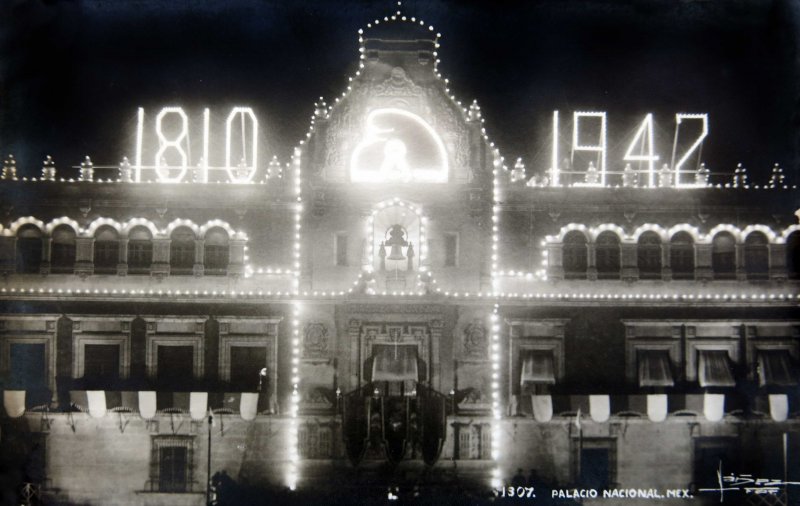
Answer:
576;408;583;485
207;411;213;505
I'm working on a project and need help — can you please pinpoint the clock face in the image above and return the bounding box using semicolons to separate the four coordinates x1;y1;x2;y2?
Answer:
350;108;448;183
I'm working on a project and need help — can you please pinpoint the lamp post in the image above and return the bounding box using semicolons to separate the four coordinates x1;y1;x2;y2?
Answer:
206;412;213;506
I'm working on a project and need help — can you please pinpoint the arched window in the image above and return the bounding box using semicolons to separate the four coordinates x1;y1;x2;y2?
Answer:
127;227;153;273
637;231;662;279
744;232;769;280
711;232;737;279
669;231;695;280
595;231;621;279
16;225;43;274
787;232;800;280
204;228;229;275
170;227;196;275
94;226;119;274
50;225;76;274
562;231;587;279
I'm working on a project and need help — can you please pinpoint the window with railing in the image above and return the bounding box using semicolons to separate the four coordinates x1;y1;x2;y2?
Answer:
94;226;119;274
50;225;76;273
787;232;800;280
562;231;588;279
711;232;736;279
204;228;229;275
744;232;769;280
16;225;43;274
637;231;662;279
127;226;153;274
595;231;620;279
150;436;194;493
669;232;695;280
170;227;196;275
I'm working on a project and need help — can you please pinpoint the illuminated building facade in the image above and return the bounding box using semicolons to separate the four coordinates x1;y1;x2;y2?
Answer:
0;8;799;506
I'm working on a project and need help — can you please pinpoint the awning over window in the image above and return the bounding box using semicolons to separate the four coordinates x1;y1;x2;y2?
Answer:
698;350;735;387
638;350;674;387
758;350;798;387
372;344;418;382
520;350;556;385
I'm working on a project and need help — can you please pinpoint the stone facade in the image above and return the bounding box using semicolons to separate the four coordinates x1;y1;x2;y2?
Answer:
0;14;799;506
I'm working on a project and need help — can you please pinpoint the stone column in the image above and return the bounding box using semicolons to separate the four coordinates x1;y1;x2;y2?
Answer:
228;238;246;277
661;242;672;281
0;237;15;274
429;319;443;391
193;239;205;276
348;319;361;389
204;317;219;383
40;238;52;275
547;243;564;281
151;238;170;276
620;242;638;281
74;237;94;276
735;244;747;281
55;316;73;407
117;238;129;276
586;243;598;280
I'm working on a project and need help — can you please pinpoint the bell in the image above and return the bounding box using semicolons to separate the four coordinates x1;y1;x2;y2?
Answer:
387;244;405;261
385;224;407;261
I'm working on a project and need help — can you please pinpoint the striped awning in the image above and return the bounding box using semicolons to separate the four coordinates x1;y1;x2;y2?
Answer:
638;350;674;387
520;350;555;385
758;350;798;387
698;350;735;388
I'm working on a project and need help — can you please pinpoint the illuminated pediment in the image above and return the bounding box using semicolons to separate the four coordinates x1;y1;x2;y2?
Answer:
350;108;448;183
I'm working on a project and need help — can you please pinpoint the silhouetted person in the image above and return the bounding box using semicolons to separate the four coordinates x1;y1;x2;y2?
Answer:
511;468;526;488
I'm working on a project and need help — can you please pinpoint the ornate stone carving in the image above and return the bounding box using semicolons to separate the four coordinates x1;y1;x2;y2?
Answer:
303;323;329;357
463;320;487;358
373;67;423;97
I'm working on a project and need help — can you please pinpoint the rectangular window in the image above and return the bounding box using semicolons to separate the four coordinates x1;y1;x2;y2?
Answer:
94;242;119;272
157;345;194;386
51;243;76;273
170;242;195;273
444;233;458;267
458;428;471;460
335;233;348;266
319;428;331;458
693;438;739;490
576;439;616;490
159;447;188;492
84;344;120;383
128;241;153;271
151;436;193;493
479;425;492;460
9;343;46;390
229;346;265;392
204;245;229;273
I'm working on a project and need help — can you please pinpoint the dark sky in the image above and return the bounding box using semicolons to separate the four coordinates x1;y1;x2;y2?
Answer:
1;0;799;182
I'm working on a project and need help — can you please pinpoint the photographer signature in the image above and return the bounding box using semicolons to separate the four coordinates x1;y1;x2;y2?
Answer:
698;464;800;501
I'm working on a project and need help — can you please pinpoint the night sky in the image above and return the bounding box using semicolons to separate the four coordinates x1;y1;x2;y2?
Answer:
1;0;798;182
